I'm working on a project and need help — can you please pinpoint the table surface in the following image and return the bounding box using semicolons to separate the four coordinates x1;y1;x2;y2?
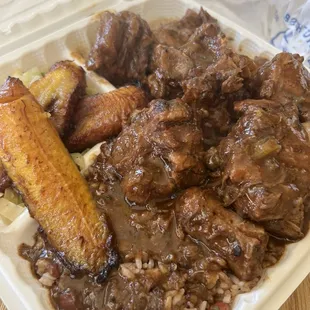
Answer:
0;274;309;310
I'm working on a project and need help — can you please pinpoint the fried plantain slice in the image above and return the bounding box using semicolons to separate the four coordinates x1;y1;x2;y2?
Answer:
0;78;115;274
30;61;86;137
66;85;148;152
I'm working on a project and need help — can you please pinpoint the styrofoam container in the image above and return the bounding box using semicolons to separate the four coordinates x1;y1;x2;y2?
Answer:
0;0;309;309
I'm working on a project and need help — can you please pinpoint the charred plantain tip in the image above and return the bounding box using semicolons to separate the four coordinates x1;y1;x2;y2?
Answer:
0;77;29;103
96;248;119;284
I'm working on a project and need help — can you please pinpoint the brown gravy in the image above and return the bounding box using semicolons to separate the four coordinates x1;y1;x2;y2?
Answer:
19;167;290;310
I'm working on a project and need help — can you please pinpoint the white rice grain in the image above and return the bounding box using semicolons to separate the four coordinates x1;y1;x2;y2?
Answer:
39;272;56;287
135;257;142;270
216;288;224;295
241;284;251;293
170;263;178;271
165;290;178;297
120;265;135;280
35;259;48;276
158;262;168;274
172;288;185;305
199;301;208;310
220;282;229;289
148;259;155;269
219;272;232;284
230;274;240;285
223;291;232;303
164;296;172;310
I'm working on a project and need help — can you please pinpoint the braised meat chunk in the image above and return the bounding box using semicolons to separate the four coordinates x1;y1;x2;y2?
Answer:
30;61;86;137
180;23;225;68
66;86;148;152
176;187;268;281
149;15;257;103
216;99;310;240
181;51;255;106
153;8;218;48
106;99;206;204
183;51;257;147
148;23;226;100
86;11;156;85
149;18;257;147
147;44;195;99
253;52;310;121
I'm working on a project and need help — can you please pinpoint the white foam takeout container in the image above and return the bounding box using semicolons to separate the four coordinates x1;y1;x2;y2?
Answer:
0;0;309;309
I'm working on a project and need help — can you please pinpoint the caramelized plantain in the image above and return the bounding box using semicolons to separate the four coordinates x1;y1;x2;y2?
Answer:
66;86;148;152
0;78;115;274
30;61;86;137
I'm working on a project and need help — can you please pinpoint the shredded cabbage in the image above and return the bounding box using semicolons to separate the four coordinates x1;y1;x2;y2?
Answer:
71;153;86;171
4;188;22;205
81;142;103;174
12;67;43;87
86;86;98;96
0;188;25;224
0;198;24;222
